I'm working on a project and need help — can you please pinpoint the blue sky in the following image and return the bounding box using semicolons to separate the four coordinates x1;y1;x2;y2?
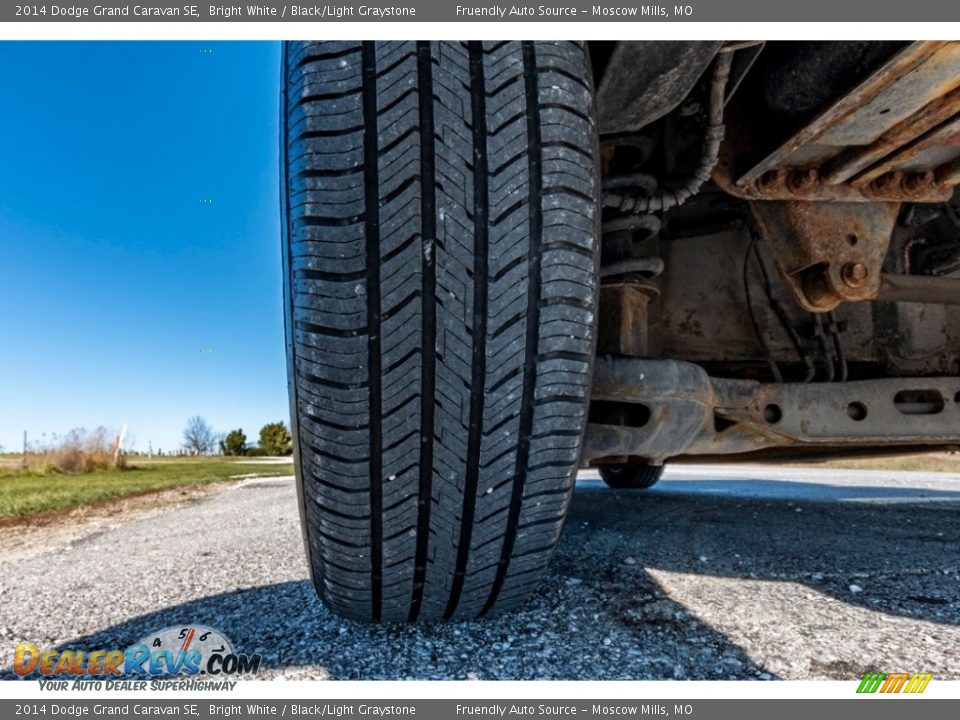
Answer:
0;41;287;454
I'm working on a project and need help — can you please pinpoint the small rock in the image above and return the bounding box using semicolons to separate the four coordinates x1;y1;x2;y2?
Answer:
624;557;637;565
699;555;708;563
602;637;612;646
849;584;863;593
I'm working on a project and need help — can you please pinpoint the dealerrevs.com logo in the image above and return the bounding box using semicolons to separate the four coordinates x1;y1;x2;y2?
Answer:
13;626;261;691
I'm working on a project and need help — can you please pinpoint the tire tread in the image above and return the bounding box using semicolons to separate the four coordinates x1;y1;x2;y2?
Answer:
283;40;598;622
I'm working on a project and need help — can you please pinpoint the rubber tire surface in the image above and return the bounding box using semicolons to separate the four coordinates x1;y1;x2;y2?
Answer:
599;464;664;490
281;41;600;622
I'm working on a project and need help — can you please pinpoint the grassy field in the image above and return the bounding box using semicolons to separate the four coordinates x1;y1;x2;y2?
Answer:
0;448;955;524
0;457;292;522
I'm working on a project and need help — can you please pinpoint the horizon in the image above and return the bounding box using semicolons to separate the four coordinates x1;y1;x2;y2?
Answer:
0;41;289;454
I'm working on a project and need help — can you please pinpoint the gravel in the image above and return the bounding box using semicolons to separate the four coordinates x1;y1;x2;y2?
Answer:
1;466;958;680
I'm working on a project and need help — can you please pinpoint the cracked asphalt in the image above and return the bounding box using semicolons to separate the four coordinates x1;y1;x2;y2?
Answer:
1;465;958;681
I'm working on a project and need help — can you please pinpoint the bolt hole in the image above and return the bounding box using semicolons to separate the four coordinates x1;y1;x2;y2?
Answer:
763;404;783;424
879;108;891;115
588;400;650;428
846;234;858;246
894;389;944;415
955;390;960;404
847;401;868;421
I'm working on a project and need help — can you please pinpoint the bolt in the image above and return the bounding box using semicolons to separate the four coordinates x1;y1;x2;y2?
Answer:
755;169;786;195
786;168;819;194
841;262;869;288
867;171;902;198
901;170;935;198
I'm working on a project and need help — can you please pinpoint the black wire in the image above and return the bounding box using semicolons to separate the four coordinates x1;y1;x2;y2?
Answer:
812;314;835;382
750;231;817;382
827;311;848;382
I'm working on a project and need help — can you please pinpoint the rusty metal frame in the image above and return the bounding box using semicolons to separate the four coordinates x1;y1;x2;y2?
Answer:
750;200;900;312
584;357;960;463
714;41;960;203
597;282;659;357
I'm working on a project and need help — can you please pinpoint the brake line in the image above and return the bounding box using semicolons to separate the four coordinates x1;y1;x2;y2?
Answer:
603;47;734;215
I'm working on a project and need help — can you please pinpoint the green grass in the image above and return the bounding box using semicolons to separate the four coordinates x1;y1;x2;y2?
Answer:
0;458;291;521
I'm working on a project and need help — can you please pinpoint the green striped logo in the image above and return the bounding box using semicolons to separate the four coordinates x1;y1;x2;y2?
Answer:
857;672;932;694
857;672;886;693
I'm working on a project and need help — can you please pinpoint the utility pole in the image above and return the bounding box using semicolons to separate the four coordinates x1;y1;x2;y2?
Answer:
22;430;27;470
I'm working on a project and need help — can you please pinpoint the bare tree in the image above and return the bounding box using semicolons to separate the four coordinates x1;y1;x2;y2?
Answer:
182;416;216;456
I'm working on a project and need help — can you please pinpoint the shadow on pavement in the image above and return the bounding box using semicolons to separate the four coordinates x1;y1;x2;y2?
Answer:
563;478;960;629
13;569;770;680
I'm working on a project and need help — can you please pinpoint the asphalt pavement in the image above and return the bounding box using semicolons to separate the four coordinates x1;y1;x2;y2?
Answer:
1;465;958;680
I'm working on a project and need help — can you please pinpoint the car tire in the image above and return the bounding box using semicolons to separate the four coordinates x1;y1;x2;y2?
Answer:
599;463;664;489
281;41;600;621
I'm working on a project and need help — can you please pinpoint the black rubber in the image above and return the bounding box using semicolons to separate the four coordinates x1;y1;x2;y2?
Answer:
281;41;600;622
599;463;664;490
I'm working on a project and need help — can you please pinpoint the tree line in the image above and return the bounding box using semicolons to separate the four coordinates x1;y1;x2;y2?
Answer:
182;416;292;456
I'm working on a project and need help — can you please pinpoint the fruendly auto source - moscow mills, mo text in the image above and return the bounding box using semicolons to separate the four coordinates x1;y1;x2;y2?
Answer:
455;5;676;17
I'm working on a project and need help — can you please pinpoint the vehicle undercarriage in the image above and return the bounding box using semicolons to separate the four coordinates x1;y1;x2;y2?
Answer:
587;40;960;476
